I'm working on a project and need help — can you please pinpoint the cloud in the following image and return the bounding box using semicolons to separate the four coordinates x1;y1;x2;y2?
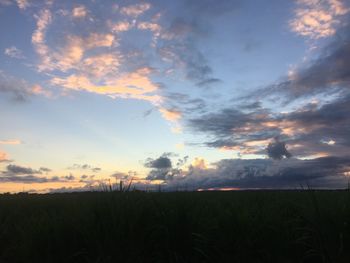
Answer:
0;71;35;101
32;9;52;71
159;156;350;190
0;139;21;145
159;108;182;121
68;164;101;173
39;167;51;173
158;43;221;88
4;46;25;59
0;71;51;101
51;67;161;104
290;0;349;39
0;164;77;184
273;31;350;99
144;153;187;181
194;21;349;159
64;174;75;180
188;107;279;150
120;3;151;17
0;151;10;163
30;84;52;98
188;90;350;159
6;164;41;175
0;0;12;6
110;21;133;32
145;155;172;169
267;139;292;160
72;5;87;18
191;157;208;169
15;0;29;10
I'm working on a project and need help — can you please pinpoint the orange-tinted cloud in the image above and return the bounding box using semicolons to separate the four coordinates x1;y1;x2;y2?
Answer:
191;157;208;169
120;3;151;17
72;5;87;18
0;151;10;162
0;139;21;145
51;67;160;103
290;0;349;39
159;108;182;121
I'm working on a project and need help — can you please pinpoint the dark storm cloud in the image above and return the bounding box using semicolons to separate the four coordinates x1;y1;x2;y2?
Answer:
267;139;292;160
0;164;77;183
0;164;62;183
6;164;41;175
145;154;172;169
160;156;350;190
188;91;350;158
144;153;188;181
278;95;350;157
188;107;280;149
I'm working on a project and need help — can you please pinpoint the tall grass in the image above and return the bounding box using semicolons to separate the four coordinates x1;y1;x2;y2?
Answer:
99;177;134;192
0;190;349;262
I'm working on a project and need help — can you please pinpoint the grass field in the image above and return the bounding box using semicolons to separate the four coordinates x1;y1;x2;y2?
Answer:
0;190;349;263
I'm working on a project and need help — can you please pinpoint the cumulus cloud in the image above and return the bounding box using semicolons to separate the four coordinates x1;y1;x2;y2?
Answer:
159;156;350;190
144;153;187;181
188;91;350;159
145;155;172;169
186;19;350;158
267;139;292;160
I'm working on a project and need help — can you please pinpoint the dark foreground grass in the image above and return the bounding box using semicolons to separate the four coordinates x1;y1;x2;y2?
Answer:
0;191;349;263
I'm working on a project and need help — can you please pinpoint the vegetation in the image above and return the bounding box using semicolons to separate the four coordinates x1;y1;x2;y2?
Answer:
0;190;349;263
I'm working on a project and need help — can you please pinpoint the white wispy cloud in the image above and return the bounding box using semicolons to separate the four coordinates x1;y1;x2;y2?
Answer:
4;46;25;59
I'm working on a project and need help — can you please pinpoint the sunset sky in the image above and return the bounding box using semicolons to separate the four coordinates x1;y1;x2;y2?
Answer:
1;0;350;192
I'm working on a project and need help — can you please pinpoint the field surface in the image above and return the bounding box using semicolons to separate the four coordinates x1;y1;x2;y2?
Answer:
0;191;349;263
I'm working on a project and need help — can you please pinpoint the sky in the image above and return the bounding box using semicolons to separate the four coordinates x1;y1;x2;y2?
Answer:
0;0;350;193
